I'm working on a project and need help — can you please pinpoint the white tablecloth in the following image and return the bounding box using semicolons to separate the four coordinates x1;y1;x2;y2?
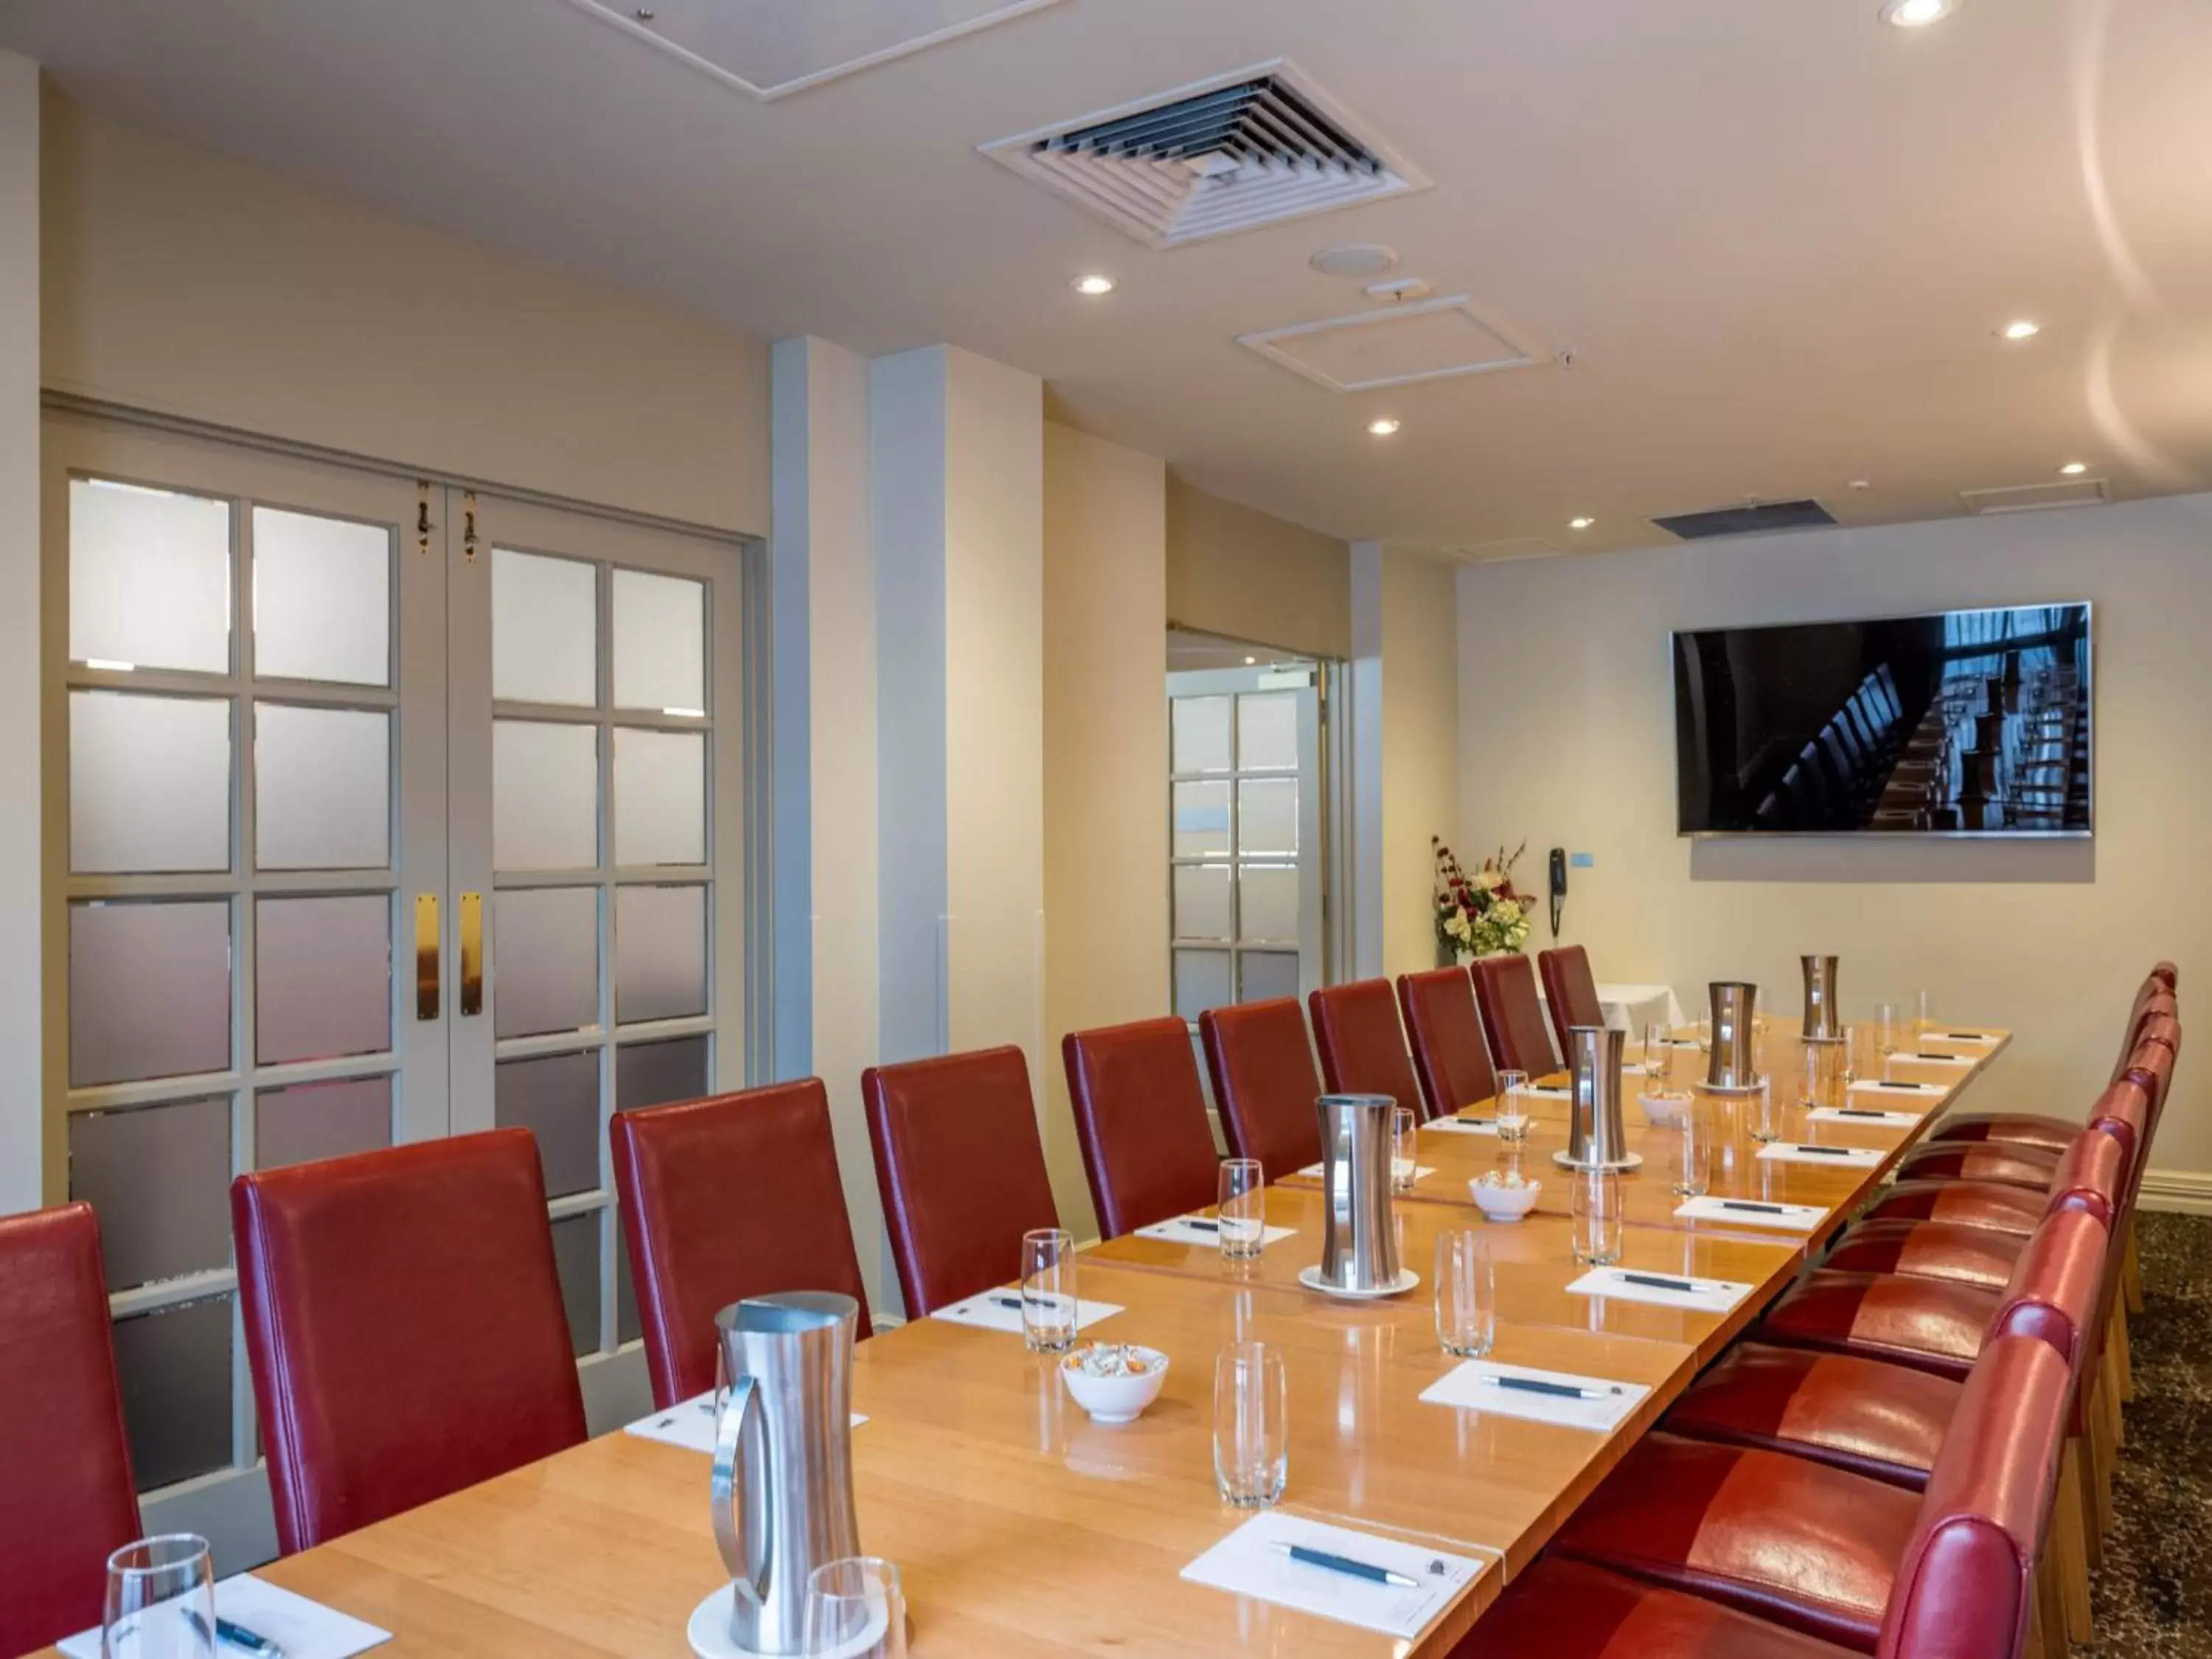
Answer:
1535;980;1688;1037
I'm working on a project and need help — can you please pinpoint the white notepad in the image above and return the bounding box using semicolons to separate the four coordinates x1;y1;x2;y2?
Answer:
1134;1214;1295;1248
1425;1117;1500;1136
1808;1106;1919;1127
1756;1142;1885;1168
1848;1079;1944;1105
625;1391;867;1453
60;1575;391;1659
1672;1194;1826;1231
1419;1359;1648;1432
929;1288;1124;1335
1524;1085;1573;1100
1929;1031;2000;1046
1898;1051;1976;1068
1566;1266;1753;1314
1181;1512;1486;1641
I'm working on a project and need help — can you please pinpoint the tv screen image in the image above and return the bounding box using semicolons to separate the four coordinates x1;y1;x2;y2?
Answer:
1672;603;2092;836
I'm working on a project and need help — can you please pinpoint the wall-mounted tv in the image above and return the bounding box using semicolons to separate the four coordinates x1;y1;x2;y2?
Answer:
1673;604;2093;836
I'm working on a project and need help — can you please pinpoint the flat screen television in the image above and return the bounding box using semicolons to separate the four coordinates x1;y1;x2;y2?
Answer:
1672;603;2093;836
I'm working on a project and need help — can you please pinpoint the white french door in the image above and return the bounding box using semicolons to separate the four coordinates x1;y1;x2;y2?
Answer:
40;411;750;1559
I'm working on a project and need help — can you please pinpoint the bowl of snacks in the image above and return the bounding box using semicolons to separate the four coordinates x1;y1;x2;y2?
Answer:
1639;1089;1694;1129
1470;1169;1541;1222
1060;1343;1169;1425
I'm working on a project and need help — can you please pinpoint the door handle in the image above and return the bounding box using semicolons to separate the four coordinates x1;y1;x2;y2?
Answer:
459;891;484;1018
414;894;439;1020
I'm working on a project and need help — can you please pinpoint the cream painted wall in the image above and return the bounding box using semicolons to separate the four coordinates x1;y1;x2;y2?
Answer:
1455;496;2212;1195
40;93;769;532
1379;549;1461;979
1041;423;1170;1239
1166;476;1351;660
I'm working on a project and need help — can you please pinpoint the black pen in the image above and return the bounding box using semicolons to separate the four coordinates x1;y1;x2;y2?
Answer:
1478;1374;1621;1402
1269;1541;1419;1589
1829;1108;1893;1119
990;1293;1058;1311
1717;1200;1790;1214
1781;1144;1857;1157
1865;1080;1938;1091
1618;1271;1711;1293
1175;1216;1221;1232
218;1618;285;1658
1941;1032;1992;1041
1911;1052;1965;1062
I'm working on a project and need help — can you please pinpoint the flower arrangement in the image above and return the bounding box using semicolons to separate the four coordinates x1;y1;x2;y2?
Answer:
1433;838;1531;963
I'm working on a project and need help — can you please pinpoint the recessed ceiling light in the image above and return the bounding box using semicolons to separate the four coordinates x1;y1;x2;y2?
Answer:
1310;243;1400;281
1243;656;1258;665
1367;417;1402;437
1070;274;1116;297
2059;462;2088;476
1999;319;2042;341
1568;516;1596;530
1848;479;1873;492
1880;0;1956;27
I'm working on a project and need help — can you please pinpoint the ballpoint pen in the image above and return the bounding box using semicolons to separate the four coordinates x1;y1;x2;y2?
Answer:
1829;1107;1894;1119
1784;1144;1857;1156
1617;1271;1714;1293
218;1618;285;1658
1270;1540;1419;1589
1175;1216;1221;1231
1478;1374;1623;1402
990;1293;1060;1311
1716;1199;1790;1214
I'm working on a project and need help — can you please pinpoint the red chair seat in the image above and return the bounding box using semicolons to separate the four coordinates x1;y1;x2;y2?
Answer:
1888;1141;2062;1189
1924;1111;2076;1154
1662;1343;1958;1491
1755;1270;1998;1380
1820;1220;2025;1291
1853;1179;2044;1236
1447;1557;1857;1659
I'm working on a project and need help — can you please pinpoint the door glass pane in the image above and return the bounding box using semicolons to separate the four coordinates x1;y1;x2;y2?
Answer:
1239;951;1300;1004
613;568;705;713
1239;865;1298;942
494;721;599;871
69;691;232;874
613;728;706;867
255;703;390;871
493;549;597;706
1237;778;1298;856
495;1049;602;1200
1171;696;1231;774
493;888;599;1039
69;478;231;675
614;884;707;1023
1172;781;1229;858
67;1096;232;1290
255;1075;392;1171
616;1034;709;1112
1172;949;1231;1024
550;1214;601;1358
252;507;390;686
112;1295;234;1491
255;894;391;1065
1237;693;1298;771
69;901;232;1088
1172;865;1231;942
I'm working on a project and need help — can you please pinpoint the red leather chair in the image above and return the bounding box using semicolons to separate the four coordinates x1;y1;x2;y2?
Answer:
2149;959;2177;990
1062;1018;1222;1239
1887;1138;2063;1190
1308;979;1427;1117
1197;998;1324;1180
863;1046;1060;1316
1447;1556;1857;1659
232;1130;587;1553
1538;945;1607;1069
612;1079;874;1409
1471;953;1559;1077
1860;1082;2146;1236
1397;968;1499;1119
0;1203;142;1655
1935;990;2172;1149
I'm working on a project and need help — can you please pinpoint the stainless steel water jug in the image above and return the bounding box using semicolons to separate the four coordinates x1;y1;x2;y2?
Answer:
1562;1025;1633;1169
1707;981;1761;1090
1801;955;1843;1042
1315;1093;1400;1292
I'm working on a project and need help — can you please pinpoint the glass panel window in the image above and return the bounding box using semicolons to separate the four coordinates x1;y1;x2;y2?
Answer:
614;884;707;1023
1239;951;1300;1004
69;478;231;675
255;894;392;1065
1239;865;1299;943
69;691;232;875
550;1214;601;1358
612;568;706;714
493;888;599;1039
252;507;391;686
494;720;600;871
69;901;232;1088
613;728;706;866
255;1076;392;1171
255;703;390;871
1172;949;1231;1025
67;1096;232;1290
1237;693;1298;771
1172;865;1231;942
495;1050;602;1200
1172;781;1229;858
112;1295;235;1491
493;548;597;706
1171;696;1232;774
616;1034;709;1112
1237;778;1298;857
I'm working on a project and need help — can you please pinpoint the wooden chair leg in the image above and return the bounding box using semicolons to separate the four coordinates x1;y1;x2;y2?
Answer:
2031;1561;2066;1659
2075;1430;2106;1571
2056;1441;2097;1644
2101;1343;2126;1449
2123;1219;2143;1315
2112;1305;2135;1405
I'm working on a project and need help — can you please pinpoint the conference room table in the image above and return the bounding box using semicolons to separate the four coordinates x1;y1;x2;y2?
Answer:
140;1018;2009;1658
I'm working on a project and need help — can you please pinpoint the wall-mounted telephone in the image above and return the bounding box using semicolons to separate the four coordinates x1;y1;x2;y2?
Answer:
1548;847;1568;938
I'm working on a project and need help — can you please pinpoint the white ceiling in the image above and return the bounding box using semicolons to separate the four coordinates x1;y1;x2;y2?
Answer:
8;0;2211;556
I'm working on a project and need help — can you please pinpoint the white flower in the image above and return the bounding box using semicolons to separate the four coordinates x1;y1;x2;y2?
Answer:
1475;869;1503;891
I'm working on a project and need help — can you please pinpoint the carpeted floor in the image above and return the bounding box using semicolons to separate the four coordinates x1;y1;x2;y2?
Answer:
2089;1210;2212;1655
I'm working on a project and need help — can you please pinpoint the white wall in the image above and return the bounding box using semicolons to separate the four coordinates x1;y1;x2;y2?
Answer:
1455;496;2212;1199
1167;476;1351;660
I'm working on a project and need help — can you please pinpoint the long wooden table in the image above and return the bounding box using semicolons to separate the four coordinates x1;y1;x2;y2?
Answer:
141;1018;2009;1656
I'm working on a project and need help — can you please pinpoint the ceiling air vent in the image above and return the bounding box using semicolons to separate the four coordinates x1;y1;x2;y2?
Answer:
1961;479;2110;515
981;60;1429;248
1652;500;1838;541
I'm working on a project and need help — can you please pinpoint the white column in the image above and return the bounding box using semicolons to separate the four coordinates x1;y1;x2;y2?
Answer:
0;53;41;1215
1348;540;1386;980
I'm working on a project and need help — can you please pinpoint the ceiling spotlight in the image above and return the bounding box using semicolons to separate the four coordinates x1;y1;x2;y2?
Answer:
1243;656;1258;666
1999;319;2042;341
1848;479;1873;492
1880;0;1956;27
1070;274;1116;296
1367;417;1402;437
1568;516;1596;530
2059;462;2088;476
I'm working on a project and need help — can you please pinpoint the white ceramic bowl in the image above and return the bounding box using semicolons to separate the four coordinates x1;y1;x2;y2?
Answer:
1060;1345;1169;1425
1470;1174;1541;1222
1640;1090;1693;1128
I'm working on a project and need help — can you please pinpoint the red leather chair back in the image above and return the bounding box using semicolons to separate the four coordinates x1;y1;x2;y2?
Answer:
1537;946;1606;1068
2149;959;2178;991
2041;1125;2125;1231
1397;969;1498;1118
0;1203;142;1655
863;1046;1059;1316
1875;1334;2073;1659
1471;953;1559;1076
1198;998;1324;1180
1062;1018;1222;1239
1987;1209;2108;1372
2125;1034;2179;1154
232;1130;587;1553
612;1079;874;1409
1309;980;1427;1118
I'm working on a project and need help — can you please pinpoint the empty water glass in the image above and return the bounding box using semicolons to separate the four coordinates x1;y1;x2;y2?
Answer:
1495;1070;1530;1144
1217;1158;1266;1259
1916;989;1935;1037
1391;1105;1418;1193
804;1556;907;1658
1801;1038;1846;1110
1434;1229;1496;1358
1671;1106;1712;1198
1748;1079;1783;1144
1214;1342;1289;1507
1571;1169;1624;1266
1874;1002;1905;1071
104;1536;215;1659
1020;1228;1077;1354
1644;1022;1669;1078
1844;1021;1879;1085
1696;1013;1712;1055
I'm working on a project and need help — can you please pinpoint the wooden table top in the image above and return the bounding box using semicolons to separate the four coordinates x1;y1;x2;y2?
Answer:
115;1016;2008;1658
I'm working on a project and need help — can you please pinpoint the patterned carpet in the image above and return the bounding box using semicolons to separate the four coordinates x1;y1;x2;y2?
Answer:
2092;1210;2212;1654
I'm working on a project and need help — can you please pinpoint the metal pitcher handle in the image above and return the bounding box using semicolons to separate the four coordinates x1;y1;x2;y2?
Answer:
711;1374;766;1597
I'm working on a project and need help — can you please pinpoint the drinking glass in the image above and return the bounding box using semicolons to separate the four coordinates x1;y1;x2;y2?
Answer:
1019;1228;1077;1354
1214;1342;1289;1507
1571;1170;1624;1267
1843;1021;1872;1084
1801;1038;1846;1110
804;1556;907;1658
1670;1105;1712;1198
1751;1013;1770;1079
1874;1002;1904;1075
1391;1105;1418;1193
1644;1022;1669;1078
1696;1013;1712;1055
1217;1158;1266;1259
103;1536;216;1659
1916;989;1935;1038
1434;1229;1496;1358
1748;1079;1782;1144
1494;1070;1529;1144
